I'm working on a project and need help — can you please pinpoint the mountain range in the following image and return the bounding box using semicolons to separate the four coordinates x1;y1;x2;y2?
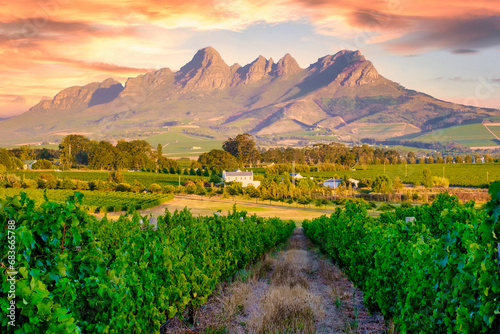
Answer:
1;47;498;147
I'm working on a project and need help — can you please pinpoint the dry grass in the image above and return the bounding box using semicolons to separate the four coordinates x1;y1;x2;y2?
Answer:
271;249;312;289
248;285;324;334
251;254;275;281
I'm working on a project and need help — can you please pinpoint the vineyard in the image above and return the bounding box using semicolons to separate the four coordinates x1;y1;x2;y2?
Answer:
305;163;500;188
0;193;295;333
12;170;203;188
0;188;173;213
303;184;500;333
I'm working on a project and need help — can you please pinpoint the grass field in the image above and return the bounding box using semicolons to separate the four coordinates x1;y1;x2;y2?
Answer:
304;163;499;187
353;123;415;140
12;170;204;187
108;196;337;224
393;123;499;147
145;126;223;157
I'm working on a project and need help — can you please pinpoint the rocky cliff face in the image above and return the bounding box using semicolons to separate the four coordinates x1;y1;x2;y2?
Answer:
30;78;123;112
176;47;232;90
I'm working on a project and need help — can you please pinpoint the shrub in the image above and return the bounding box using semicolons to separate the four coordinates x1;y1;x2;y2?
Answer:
432;176;449;188
377;203;396;211
5;174;21;187
149;183;162;193
21;179;38;189
62;178;76;190
75;180;89;190
115;183;132;192
131;180;145;193
162;185;176;194
107;170;124;183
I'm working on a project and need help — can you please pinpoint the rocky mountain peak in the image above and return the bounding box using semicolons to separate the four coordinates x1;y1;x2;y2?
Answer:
273;53;301;76
233;55;275;85
176;46;231;89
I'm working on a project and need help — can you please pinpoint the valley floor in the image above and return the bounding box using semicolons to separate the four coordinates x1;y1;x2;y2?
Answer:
165;228;386;333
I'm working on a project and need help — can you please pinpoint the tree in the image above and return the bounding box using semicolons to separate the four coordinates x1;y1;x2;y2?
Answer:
423;166;432;188
32;159;52;170
0;149;13;169
222;133;260;167
88;141;116;170
107;170;125;184
393;176;404;190
372;175;393;194
464;155;472;163
59;135;91;169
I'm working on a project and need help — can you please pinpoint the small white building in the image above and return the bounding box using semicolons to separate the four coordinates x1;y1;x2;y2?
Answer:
348;178;360;188
222;170;261;188
289;173;304;180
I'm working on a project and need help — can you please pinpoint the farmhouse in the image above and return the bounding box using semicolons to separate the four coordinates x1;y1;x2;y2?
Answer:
323;178;359;189
22;160;37;170
222;170;261;188
323;178;343;189
289;173;304;180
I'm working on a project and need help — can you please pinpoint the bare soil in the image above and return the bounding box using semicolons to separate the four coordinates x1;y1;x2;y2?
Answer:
164;228;387;334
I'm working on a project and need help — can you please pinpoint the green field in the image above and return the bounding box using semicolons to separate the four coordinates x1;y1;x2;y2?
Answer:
487;125;500;139
353;123;417;140
145;126;223;157
392;123;499;147
0;188;173;212
13;170;204;187
304;163;500;187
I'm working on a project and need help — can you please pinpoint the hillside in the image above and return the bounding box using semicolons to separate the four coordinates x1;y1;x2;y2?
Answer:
1;47;498;148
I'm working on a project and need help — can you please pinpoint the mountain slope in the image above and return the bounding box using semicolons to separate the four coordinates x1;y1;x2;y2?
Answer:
1;47;498;146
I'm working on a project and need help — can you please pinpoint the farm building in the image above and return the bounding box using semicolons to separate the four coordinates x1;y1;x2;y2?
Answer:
323;178;359;189
289;173;304;180
222;170;261;188
323;178;343;188
22;160;37;170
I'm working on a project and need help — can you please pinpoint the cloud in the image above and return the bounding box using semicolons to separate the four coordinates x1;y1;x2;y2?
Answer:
386;15;500;54
453;49;478;54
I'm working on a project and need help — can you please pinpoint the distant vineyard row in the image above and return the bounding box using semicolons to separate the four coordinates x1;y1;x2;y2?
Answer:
0;188;173;213
0;194;295;333
303;185;500;333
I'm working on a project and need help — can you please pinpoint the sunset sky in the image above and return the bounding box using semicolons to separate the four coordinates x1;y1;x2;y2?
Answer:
1;0;499;117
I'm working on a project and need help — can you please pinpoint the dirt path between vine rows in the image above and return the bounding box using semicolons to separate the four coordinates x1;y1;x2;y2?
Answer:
165;228;387;333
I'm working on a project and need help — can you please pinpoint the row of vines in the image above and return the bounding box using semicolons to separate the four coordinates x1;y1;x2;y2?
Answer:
0;192;295;333
303;182;500;333
0;188;173;213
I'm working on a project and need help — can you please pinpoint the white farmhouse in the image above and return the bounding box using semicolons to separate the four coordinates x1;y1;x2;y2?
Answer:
222;170;261;188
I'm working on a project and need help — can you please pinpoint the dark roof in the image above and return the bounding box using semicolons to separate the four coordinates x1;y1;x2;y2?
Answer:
324;178;343;182
225;171;252;177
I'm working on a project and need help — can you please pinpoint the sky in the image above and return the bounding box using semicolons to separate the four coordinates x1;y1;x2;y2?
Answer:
1;0;499;118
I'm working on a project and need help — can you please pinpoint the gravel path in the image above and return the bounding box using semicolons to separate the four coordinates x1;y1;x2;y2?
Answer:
166;228;386;333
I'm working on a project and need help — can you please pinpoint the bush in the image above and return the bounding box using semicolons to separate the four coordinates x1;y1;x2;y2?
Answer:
107;170;124;183
377;203;396;211
5;174;21;187
162;185;176;194
131;180;145;193
115;183;132;192
149;183;162;193
62;178;76;190
432;176;449;188
75;180;89;190
21;179;38;189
